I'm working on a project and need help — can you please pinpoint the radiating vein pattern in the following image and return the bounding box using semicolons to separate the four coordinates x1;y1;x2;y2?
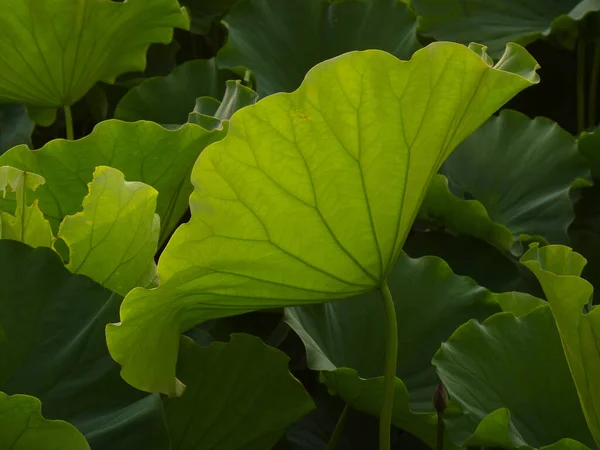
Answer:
107;43;540;394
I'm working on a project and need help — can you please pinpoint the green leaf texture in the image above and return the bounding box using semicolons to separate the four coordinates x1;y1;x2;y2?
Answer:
0;0;188;108
164;334;314;450
58;166;160;297
521;244;600;447
217;0;422;95
107;42;540;395
0;394;89;450
0;120;224;246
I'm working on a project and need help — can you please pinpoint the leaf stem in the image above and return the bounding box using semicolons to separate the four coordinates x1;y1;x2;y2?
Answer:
64;105;74;140
326;404;350;450
436;410;445;450
379;281;398;450
578;40;587;132
589;41;600;129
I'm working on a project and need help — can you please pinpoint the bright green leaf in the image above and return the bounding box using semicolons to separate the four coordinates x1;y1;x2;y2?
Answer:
217;0;422;95
57;166;159;296
0;240;170;450
442;110;590;245
412;0;600;57
434;307;595;448
418;174;514;251
0;393;90;450
107;42;540;395
0;120;224;246
521;244;600;447
0;166;53;248
0;104;33;154
0;0;188;109
115;59;234;125
164;334;314;449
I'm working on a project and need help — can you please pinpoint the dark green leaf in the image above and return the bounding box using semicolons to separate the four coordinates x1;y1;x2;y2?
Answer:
217;0;421;95
115;59;234;124
0;240;169;450
0;104;33;154
442;110;590;245
412;0;600;56
434;306;595;448
286;252;541;447
163;334;314;450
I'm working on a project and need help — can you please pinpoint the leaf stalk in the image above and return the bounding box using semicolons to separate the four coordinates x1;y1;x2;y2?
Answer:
589;41;600;129
64;105;74;140
578;40;587;132
379;281;398;450
326;404;350;450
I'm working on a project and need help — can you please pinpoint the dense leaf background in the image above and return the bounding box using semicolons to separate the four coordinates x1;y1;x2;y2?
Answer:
2;0;600;449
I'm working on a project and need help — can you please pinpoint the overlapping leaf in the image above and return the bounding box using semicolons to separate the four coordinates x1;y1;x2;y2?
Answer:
0;240;170;450
164;334;314;450
0;120;224;245
286;252;542;448
434;306;595;449
107;43;539;395
217;0;422;95
0;394;90;450
0;0;188;109
441;110;590;245
115;59;234;125
0;166;52;248
412;0;600;57
58;166;160;296
188;80;259;130
418;174;514;251
521;244;600;447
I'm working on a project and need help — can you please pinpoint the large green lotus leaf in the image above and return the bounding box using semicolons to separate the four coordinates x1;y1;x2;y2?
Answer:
0;240;170;450
441;110;590;245
0;166;53;248
57;166;159;297
285;252;542;447
188;80;259;130
0;104;33;154
0;0;188;109
164;334;314;449
115;59;234;124
0;393;89;450
0;120;223;245
107;43;540;395
412;0;600;57
521;244;600;447
433;306;595;448
217;0;421;96
418;173;514;251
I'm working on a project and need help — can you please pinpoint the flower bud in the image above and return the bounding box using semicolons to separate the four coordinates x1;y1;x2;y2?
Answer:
433;381;448;414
